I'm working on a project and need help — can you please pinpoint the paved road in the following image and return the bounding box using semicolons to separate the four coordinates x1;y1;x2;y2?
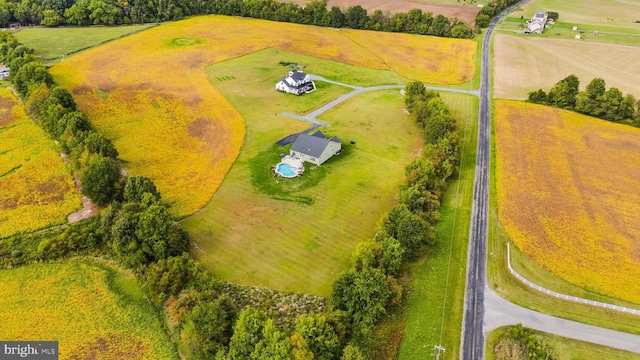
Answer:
484;288;640;353
460;9;501;360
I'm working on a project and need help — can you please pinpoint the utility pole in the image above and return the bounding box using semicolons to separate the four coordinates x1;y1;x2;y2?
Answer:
434;345;446;360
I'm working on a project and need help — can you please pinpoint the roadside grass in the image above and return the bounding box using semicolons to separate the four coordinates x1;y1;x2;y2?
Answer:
374;93;479;360
0;88;80;238
509;0;640;31
182;58;422;296
487;102;640;336
14;24;155;64
493;33;640;100
486;326;640;360
0;260;178;359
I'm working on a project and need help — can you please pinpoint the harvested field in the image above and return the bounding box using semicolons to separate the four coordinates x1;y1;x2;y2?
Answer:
510;0;640;30
0;88;80;237
0;261;177;359
328;0;480;24
50;15;476;216
495;100;640;304
493;34;640;100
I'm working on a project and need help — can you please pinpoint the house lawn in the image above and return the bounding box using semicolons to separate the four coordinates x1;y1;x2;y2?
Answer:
14;25;155;64
181;50;421;296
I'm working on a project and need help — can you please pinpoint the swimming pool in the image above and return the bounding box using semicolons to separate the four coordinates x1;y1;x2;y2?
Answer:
276;163;296;177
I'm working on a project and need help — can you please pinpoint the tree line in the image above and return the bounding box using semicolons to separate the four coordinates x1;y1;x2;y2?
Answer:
329;81;461;353
475;0;520;28
0;0;475;38
528;75;640;127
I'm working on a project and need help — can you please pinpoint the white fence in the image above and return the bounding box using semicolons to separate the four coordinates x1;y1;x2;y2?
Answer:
506;243;640;316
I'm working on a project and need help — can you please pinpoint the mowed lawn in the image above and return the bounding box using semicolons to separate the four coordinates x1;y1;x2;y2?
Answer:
50;15;476;217
493;34;640;100
0;261;178;359
494;100;640;304
0;88;80;237
182;52;421;296
14;24;155;63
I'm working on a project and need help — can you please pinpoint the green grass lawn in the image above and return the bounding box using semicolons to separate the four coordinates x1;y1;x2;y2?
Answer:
486;326;640;360
373;93;479;360
487;102;640;335
181;48;419;297
0;260;177;359
14;25;155;64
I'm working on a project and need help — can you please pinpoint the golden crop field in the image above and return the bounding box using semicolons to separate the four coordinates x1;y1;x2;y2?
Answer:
0;261;177;359
50;15;476;216
495;100;640;304
494;34;640;100
0;89;80;237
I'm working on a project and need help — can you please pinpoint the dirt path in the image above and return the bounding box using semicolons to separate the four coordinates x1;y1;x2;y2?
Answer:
61;154;98;224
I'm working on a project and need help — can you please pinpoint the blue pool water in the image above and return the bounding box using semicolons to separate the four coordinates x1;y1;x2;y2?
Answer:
277;163;296;177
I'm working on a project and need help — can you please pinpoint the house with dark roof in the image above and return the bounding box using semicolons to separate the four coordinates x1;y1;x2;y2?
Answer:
290;131;341;166
276;70;316;95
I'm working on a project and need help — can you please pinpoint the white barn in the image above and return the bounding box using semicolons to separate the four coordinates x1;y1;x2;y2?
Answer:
290;131;341;166
276;70;316;95
0;65;9;80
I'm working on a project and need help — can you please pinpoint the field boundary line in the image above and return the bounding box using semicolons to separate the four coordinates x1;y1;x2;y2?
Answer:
507;242;640;317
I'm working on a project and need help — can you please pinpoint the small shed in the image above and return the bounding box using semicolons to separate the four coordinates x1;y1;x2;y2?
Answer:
574;34;581;40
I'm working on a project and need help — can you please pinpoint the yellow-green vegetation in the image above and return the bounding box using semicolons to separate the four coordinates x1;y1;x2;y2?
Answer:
14;24;156;64
377;93;478;360
486;326;640;360
494;100;640;304
181;49;423;296
0;261;178;359
50;15;476;217
0;88;80;237
493;34;640;100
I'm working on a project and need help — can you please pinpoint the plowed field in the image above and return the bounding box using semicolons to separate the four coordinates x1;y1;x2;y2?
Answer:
495;100;640;304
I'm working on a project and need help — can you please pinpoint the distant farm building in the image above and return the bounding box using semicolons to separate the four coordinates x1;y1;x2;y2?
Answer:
0;65;9;80
524;12;548;34
276;70;316;95
290;131;341;166
9;22;21;29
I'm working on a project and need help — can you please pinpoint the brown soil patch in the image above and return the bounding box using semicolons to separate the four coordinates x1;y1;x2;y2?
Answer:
290;0;480;24
70;334;148;360
0;96;17;126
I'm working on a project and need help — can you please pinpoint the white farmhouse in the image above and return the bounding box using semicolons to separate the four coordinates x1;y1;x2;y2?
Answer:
276;70;316;95
0;65;9;80
524;12;548;34
290;131;341;166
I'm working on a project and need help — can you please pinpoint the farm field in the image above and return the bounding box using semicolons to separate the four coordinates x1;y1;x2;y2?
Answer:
486;326;640;360
0;88;80;237
0;261;178;359
494;100;640;304
493;34;640;100
14;24;155;64
510;0;640;31
50;15;476;217
287;0;481;24
181;50;423;296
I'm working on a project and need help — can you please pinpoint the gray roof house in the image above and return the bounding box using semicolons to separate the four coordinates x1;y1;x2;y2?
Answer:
524;12;548;34
276;70;316;95
290;131;341;166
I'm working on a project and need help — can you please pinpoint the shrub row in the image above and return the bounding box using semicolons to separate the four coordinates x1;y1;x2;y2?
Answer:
475;0;520;28
0;0;474;39
329;81;461;353
528;75;640;127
